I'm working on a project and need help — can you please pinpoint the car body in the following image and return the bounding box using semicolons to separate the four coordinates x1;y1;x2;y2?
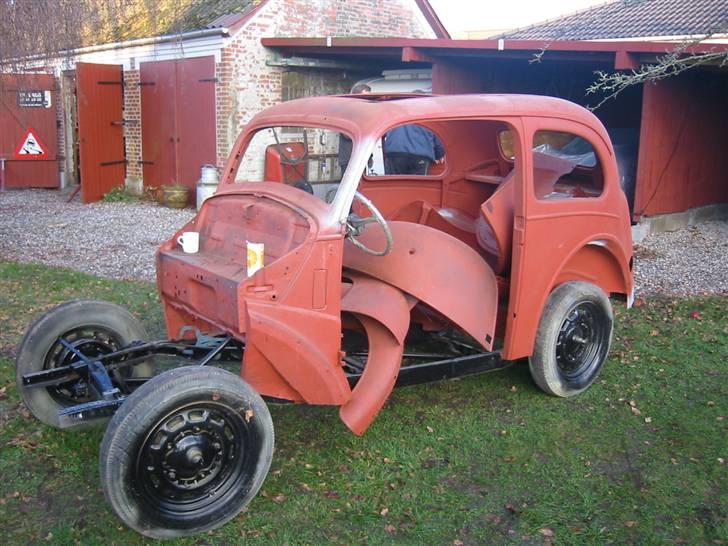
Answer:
157;93;633;434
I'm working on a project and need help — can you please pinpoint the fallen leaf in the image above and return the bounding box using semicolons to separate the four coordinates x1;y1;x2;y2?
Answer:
649;330;659;337
299;483;312;492
690;311;701;320
0;386;7;398
384;524;397;534
380;507;389;516
707;401;716;407
426;426;434;433
624;521;637;528
630;406;642;416
644;417;652;423
539;527;554;537
453;540;464;546
272;494;287;503
510;385;518;392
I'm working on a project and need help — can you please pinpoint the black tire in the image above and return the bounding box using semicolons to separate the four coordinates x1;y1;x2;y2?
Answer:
15;299;153;428
529;282;613;397
99;366;274;539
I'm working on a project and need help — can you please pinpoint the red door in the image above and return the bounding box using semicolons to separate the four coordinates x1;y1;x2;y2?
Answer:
140;60;177;188
0;74;58;188
76;63;126;203
140;56;216;200
175;57;217;189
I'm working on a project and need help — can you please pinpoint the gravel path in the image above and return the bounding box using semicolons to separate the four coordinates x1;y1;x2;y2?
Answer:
1;189;726;297
0;189;194;282
633;220;728;297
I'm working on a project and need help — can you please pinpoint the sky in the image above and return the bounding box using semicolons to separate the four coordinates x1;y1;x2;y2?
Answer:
428;0;609;37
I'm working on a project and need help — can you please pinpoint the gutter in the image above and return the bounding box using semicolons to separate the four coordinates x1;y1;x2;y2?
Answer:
2;28;230;65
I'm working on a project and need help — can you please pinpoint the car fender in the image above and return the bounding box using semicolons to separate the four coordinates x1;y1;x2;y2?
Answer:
344;221;498;350
339;271;412;435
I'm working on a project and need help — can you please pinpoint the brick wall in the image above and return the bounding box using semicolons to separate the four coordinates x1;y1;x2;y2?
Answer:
123;69;142;181
215;0;436;164
114;0;435;181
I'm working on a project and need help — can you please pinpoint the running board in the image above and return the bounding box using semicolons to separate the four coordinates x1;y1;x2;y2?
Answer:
346;351;510;388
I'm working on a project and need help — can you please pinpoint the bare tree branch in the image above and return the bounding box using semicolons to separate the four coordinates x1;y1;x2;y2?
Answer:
586;35;728;110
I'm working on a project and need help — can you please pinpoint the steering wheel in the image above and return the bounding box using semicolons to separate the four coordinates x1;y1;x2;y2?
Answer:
346;192;393;256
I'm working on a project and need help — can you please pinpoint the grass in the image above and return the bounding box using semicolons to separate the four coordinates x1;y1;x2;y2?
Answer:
0;261;725;545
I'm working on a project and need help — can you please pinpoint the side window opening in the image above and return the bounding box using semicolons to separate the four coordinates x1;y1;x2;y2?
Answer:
532;130;603;199
368;123;446;176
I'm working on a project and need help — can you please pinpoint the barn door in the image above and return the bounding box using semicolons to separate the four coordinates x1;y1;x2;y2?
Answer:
140;56;216;201
175;57;217;189
76;62;126;203
0;74;58;188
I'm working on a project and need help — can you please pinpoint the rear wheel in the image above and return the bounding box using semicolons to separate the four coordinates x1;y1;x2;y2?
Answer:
99;366;274;539
529;282;613;397
15;299;152;428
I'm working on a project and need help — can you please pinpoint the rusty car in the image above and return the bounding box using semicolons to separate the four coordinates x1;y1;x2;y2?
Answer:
16;93;633;538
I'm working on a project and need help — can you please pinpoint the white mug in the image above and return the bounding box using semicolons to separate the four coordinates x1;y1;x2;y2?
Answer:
177;231;199;253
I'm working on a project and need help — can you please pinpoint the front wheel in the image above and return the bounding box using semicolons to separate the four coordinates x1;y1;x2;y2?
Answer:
529;282;613;397
99;366;274;539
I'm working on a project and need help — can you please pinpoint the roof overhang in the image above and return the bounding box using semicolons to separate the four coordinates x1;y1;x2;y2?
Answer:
262;37;728;70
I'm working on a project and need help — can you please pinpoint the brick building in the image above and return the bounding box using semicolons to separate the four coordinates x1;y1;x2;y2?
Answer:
2;0;445;202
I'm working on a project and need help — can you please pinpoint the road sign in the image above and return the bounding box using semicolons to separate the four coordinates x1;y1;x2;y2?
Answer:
14;128;48;159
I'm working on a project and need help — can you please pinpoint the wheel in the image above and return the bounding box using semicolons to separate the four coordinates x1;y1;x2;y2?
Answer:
529;282;613;397
99;366;274;539
15;299;153;428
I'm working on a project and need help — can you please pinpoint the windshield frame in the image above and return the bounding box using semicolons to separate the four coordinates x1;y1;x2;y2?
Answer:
226;122;373;229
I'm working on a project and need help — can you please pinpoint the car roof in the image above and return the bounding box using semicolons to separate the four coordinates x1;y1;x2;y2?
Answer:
247;94;608;143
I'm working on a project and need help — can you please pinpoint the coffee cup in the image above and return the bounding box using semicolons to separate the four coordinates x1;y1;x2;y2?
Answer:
177;232;200;254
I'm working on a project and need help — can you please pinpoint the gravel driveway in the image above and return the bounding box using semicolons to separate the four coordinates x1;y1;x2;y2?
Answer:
0;190;194;282
1;189;726;297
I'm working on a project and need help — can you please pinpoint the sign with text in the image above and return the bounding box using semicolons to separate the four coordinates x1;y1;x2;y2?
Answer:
17;90;52;108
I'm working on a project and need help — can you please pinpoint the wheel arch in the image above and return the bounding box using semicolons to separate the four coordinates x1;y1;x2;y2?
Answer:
503;234;631;361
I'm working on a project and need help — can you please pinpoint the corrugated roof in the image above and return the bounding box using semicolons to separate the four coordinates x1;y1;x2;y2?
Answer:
84;0;259;46
496;0;728;40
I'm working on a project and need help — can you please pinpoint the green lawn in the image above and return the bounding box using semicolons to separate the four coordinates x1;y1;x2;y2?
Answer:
0;262;725;545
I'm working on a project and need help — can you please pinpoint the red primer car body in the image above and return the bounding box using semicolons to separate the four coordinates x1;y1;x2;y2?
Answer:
157;94;633;435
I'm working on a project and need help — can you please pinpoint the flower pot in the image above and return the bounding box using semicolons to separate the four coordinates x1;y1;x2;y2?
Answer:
163;184;189;209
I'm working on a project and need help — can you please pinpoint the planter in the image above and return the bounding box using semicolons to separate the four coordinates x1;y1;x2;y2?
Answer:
163;184;190;208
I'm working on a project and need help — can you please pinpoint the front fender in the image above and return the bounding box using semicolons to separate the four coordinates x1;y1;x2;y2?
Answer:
243;301;351;404
344;221;498;350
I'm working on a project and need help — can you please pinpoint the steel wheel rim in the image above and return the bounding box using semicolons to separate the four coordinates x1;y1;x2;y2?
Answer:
43;326;123;406
555;301;609;383
134;402;255;523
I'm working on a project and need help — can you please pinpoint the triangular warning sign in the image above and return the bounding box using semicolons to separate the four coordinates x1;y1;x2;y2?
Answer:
14;128;48;159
